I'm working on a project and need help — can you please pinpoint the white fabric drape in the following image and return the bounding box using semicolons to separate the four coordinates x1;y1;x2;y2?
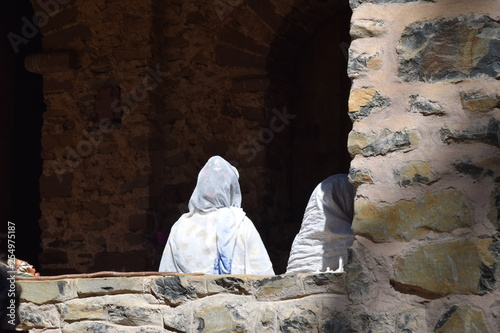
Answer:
286;174;355;273
159;156;274;275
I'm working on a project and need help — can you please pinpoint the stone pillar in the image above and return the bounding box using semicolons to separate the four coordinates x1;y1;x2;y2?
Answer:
346;0;500;332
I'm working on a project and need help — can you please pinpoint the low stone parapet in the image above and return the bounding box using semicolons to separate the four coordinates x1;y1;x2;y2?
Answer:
17;272;349;332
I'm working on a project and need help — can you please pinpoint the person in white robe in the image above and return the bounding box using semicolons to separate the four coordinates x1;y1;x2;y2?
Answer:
159;156;274;275
286;174;355;273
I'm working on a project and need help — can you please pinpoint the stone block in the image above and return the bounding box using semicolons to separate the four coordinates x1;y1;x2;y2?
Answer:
194;295;255;333
350;19;386;39
58;297;106;321
276;300;321;333
435;305;490;333
392;239;492;296
461;91;500;112
19;280;76;304
408;95;445;116
152;276;197;305
348;88;390;120
398;15;500;82
397;160;438;186
350;0;432;8
348;51;383;78
353;189;471;242
83;201;110;218
18;303;60;329
396;308;426;333
207;276;250;295
107;303;163;327
251;274;305;301
303;273;346;295
348;129;417;157
348;168;374;186
61;321;162;333
25;52;79;74
75;277;148;296
440;118;499;147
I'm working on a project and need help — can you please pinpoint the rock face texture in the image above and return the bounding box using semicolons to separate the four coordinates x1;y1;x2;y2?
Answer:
17;273;349;332
346;0;499;331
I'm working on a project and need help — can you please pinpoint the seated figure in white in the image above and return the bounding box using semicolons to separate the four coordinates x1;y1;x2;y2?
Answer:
286;174;355;273
159;156;274;275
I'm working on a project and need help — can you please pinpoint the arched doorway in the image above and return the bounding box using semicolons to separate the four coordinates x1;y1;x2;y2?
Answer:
265;4;352;273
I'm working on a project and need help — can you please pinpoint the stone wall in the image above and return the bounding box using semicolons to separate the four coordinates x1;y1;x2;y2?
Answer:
30;0;353;275
17;272;349;332
345;0;500;331
20;0;500;331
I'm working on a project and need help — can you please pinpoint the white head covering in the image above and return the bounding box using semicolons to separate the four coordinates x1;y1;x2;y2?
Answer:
286;174;355;273
159;156;274;275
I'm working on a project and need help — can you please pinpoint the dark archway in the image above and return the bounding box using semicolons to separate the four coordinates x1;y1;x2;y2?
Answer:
265;2;352;273
0;1;44;268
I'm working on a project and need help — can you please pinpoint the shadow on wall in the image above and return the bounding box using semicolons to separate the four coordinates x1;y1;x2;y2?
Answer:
0;0;44;270
263;1;353;274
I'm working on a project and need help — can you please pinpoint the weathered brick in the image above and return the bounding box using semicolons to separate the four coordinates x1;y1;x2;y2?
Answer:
232;75;271;92
93;251;149;272
128;214;153;232
353;189;471;242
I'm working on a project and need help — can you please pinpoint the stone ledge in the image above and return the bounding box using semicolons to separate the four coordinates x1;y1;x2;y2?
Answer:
17;272;348;332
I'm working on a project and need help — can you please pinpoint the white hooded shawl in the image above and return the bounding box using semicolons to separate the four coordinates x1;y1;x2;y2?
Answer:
286;174;355;273
159;156;274;275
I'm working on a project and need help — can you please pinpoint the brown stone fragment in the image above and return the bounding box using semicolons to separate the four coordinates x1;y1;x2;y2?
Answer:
392;239;488;296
